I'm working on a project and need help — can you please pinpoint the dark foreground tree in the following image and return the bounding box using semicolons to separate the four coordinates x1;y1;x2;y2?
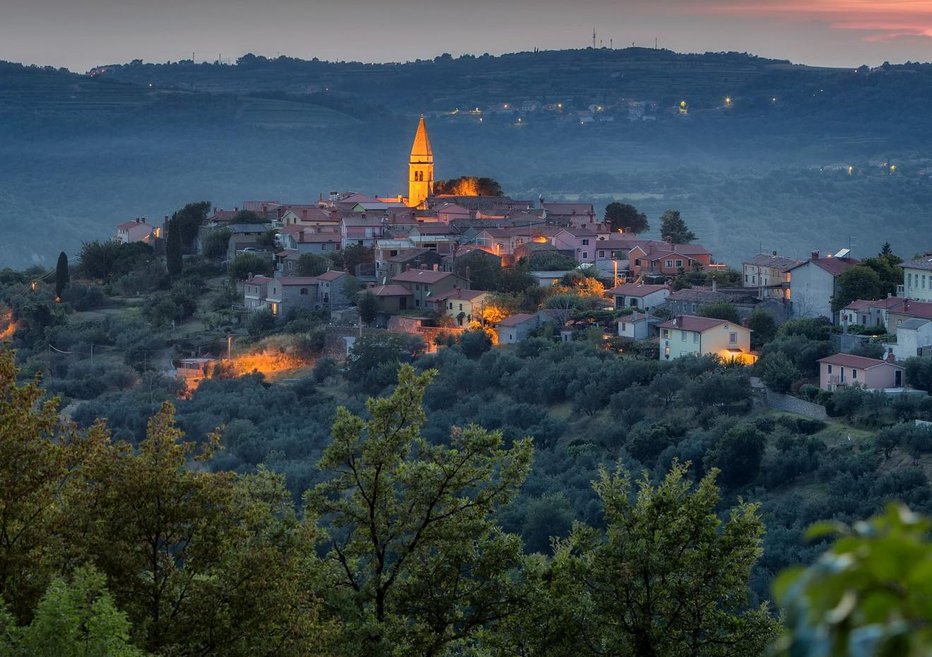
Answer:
774;504;932;657
54;252;69;299
604;202;649;234
545;462;779;657
310;365;534;657
165;216;183;278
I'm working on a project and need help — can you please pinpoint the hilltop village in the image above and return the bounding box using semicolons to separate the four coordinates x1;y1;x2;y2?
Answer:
90;117;930;391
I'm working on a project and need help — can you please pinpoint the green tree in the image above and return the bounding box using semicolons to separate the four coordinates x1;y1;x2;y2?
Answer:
458;328;492;359
659;209;696;244
552;463;779;657
434;176;503;196
454;250;502;290
202;228;233;260
165;216;183;278
227;253;274;280
357;290;379;326
66;403;325;656
760;351;801;393
15;566;145;657
747;309;776;349
341;245;374;275
232;210;267;224
698;300;740;323
604;202;649;234
54;252;69;299
311;365;534;657
172;201;211;251
832;265;883;312
904;356;932;393
0;349;78;617
295;252;330;276
524;251;578;272
705;423;766;488
774;505;932;657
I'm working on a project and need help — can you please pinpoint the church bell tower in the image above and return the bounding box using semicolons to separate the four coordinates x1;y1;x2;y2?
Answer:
408;115;434;208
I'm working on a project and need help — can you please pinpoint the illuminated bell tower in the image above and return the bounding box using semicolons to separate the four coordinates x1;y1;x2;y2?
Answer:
408;115;434;208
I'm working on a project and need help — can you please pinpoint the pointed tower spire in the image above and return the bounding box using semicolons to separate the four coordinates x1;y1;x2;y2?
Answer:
408;115;434;208
410;114;433;159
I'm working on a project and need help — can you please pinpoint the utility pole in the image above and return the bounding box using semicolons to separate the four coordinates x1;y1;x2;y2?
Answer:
593;29;596;48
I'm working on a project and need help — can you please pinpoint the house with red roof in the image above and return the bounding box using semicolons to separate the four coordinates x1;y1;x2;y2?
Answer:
628;241;713;277
428;289;490;326
391;269;468;311
279;225;342;254
818;353;904;392
552;227;599;265
265;277;320;318
497;313;542;344
657;315;755;364
606;283;670;312
115;218;160;244
244;275;274;310
368;284;414;314
788;250;860;321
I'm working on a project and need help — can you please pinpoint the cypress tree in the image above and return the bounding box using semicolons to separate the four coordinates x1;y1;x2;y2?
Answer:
54;251;69;299
166;215;183;278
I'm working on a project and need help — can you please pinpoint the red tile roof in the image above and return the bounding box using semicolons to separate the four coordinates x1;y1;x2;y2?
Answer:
392;269;458;284
818;353;902;369
657;315;741;333
277;277;321;286
315;270;347;282
498;313;537;327
606;283;668;298
790;256;860;277
371;284;412;297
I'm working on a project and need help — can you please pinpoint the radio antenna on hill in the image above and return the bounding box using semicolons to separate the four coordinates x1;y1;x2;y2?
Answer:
593;29;596;48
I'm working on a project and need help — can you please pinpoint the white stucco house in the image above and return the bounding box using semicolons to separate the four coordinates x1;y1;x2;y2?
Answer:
788;251;859;321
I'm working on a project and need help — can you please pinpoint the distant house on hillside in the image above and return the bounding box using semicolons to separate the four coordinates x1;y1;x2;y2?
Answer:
788;250;860;321
606;283;669;312
818;353;904;392
742;253;801;300
116;218;160;244
657;315;754;364
902;255;932;302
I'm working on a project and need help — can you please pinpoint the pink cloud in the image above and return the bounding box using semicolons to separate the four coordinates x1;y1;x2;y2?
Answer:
701;0;932;41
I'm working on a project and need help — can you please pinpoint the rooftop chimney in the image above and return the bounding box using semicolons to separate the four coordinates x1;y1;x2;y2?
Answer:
887;349;896;363
811;251;820;260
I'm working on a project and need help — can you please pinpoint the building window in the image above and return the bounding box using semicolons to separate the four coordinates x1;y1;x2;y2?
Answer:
459;303;463;311
729;332;738;344
680;330;687;341
852;369;858;379
662;329;670;339
675;259;683;267
693;332;699;344
300;288;308;295
599;250;605;258
620;322;627;331
582;252;588;259
582;239;589;246
665;259;673;268
827;364;832;373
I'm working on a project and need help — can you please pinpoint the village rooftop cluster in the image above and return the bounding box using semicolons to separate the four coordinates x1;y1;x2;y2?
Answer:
110;117;932;394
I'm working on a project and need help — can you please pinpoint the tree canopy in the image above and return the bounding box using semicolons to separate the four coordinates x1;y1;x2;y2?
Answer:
604;202;649;234
660;210;697;244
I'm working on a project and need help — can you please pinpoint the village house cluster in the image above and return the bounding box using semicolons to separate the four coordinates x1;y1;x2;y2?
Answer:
113;117;932;393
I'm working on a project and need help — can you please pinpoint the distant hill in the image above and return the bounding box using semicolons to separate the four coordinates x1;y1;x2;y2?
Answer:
1;50;931;268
